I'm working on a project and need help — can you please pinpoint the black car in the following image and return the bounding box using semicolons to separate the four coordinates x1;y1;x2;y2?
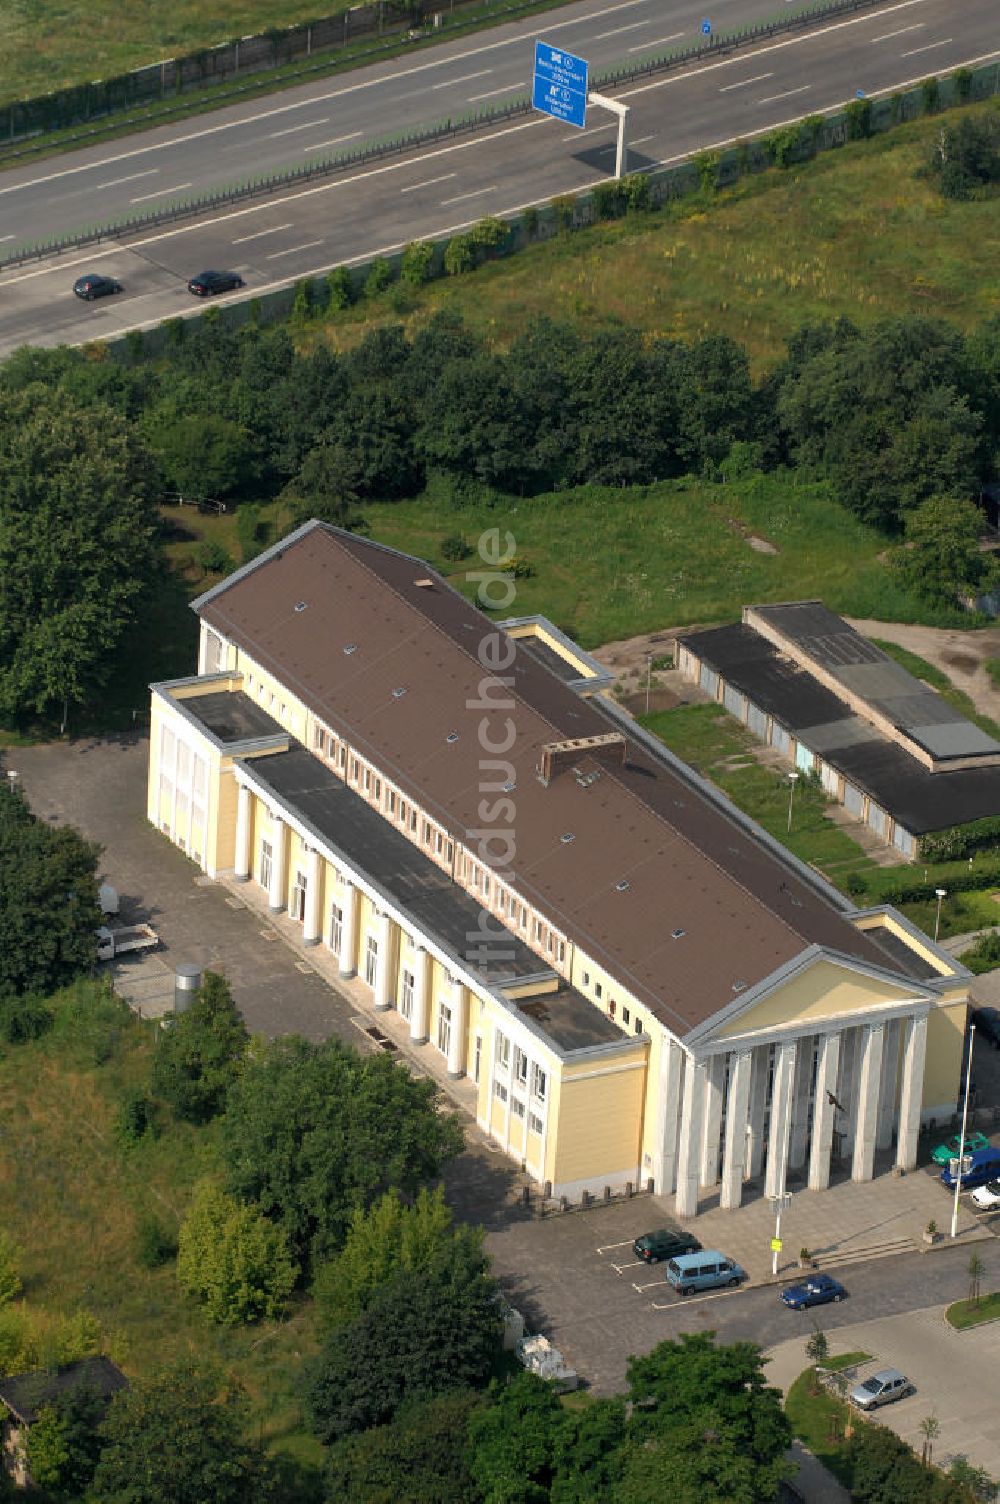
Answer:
973;1006;1000;1049
188;269;245;297
73;274;122;300
633;1228;702;1264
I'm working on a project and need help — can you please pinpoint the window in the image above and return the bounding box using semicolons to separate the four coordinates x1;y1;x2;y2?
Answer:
546;933;554;955
437;1003;452;1057
622;1007;631;1027
280;703;287;720
374;779;381;799
634;1017;643;1035
532;919;542;942
269;692;276;707
329;903;343;955
423;821;431;843
595;982;603;1000
260;838;273;891
409;811;418;832
520;908;528;931
400;970;414;1020
531;1065;547;1102
528;1112;544;1135
314;726;326;752
350;759;359;782
446;842;453;862
339;746;347;769
388;792;396;815
608;1000;616;1019
511;1097;525;1119
493;1079;509;1104
399;799;407;822
435;831;443;855
364;936;378;988
291;870;307;923
482;876;491;899
513;1047;528;1086
557;941;565;963
364;770;371;793
495;1030;510;1070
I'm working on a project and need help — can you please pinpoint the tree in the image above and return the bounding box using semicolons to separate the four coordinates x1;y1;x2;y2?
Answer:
23;1381;108;1500
889;496;996;608
928;114;1000;199
465;1372;562;1504
282;440;364;528
151;971;249;1123
0;383;158;722
92;1365;274;1504
620;1333;792;1504
219;1036;463;1268
969;1249;986;1306
306;1257;503;1442
918;1413;940;1467
805;1324;829;1382
313;1185;483;1327
0;785;101;1001
323;1389;483;1503
177;1180;298;1324
143;407;257;501
948;1457;999;1502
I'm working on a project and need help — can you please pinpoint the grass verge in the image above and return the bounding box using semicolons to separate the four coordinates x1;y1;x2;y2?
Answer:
945;1293;1000;1330
784;1366;858;1491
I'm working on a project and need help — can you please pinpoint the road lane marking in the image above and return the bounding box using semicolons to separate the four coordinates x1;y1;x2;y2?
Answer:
305;132;363;151
561;122;615;139
130;182;191;202
94;169;159;189
268;117;330;137
871;22;924;40
757;85;811;104
650;1286;747;1309
610;1260;644;1273
441;184;497;203
720;72;774;91
400;172;456;193
596;1240;635;1253
630;133;657;143
433;68;492;88
632;1278;665;1292
592;19;653;38
467;84;523;100
629;30;683;51
266;239;324;258
901;37;953;56
231;223;294;242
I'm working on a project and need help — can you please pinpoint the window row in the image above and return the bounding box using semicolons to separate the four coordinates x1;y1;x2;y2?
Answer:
464;859;566;965
312;721;454;864
494;1031;547;1101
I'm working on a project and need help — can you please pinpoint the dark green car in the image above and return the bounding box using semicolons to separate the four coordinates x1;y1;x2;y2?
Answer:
633;1228;701;1264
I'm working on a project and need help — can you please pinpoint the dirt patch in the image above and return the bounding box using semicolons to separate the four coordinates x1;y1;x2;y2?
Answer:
619;688;680;716
748;535;778;555
942;652;980;673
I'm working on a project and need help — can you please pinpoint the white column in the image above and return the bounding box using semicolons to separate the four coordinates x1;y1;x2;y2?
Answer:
837;1030;859;1161
675;1055;707;1219
234;783;251;881
338;880;358;978
765;1040;797;1199
700;1054;726;1189
720;1049;753;1210
447;977;468;1078
788;1036;814;1170
747;1047;768;1180
808;1032;841;1192
374;911;393;1011
303;847;322;946
852;1022;884;1183
654;1039;684;1195
410;947;431;1045
267;812;286;913
896;1013;928;1171
876;1019;900;1151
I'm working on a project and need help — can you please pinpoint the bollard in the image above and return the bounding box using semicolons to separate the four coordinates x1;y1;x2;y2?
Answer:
646;1177;654;1194
544;1180;552;1200
521;1185;530;1207
626;1181;633;1198
560;1195;569;1212
581;1190;591;1210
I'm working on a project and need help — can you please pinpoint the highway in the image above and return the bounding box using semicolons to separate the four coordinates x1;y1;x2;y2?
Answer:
0;0;997;356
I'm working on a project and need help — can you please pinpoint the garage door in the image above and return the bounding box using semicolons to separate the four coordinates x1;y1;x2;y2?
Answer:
844;782;864;817
795;742;815;774
747;702;768;740
770;723;790;756
723;684;747;720
892;823;915;857
700;665;719;697
820;761;839;797
867;802;888;838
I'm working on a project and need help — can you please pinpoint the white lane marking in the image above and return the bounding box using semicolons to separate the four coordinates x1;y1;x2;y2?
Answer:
266;239;324;258
632;1278;666;1292
629;30;683;51
596;1240;635;1253
400;172;456;193
0;0;656;198
592;19;653;38
630;133;656;143
650;1286;748;1309
94;168;159;189
441;184;497;203
561;122;615;139
720;72;774;91
231;222;294;243
611;1259;644;1273
467;84;523;100
871;22;924;40
757;84;811;104
901;36;953;56
305;131;363;151
0;234;15;242
268;117;330;137
130;182;191;202
432;68;492;89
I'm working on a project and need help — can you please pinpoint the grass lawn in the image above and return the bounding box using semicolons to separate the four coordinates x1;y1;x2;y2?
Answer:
0;982;323;1470
871;639;1000;742
946;1293;1000;1329
784;1362;869;1491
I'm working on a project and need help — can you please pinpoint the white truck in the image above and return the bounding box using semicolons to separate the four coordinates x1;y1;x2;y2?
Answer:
96;924;159;962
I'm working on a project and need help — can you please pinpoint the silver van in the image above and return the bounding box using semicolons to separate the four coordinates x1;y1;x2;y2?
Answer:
665;1250;747;1295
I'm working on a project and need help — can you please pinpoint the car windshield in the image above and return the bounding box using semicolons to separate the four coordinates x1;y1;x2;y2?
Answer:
861;1378;882;1394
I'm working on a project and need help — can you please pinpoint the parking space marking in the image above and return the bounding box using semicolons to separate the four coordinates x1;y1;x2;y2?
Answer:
610;1259;644;1273
632;1278;665;1293
650;1285;750;1311
595;1240;635;1253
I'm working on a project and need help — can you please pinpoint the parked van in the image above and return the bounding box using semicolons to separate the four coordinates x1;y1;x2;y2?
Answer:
665;1250;747;1296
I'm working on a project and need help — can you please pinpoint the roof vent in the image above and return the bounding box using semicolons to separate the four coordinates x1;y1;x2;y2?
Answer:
392;687;407;699
294;601;308;613
615;879;631;893
672;928;685;940
446;732;459;744
344;643;358;655
560;832;575;844
502;780;516;792
731;979;747;994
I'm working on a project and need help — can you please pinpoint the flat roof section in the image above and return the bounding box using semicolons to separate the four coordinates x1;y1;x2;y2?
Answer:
516;636;585;686
511;983;627;1052
242;745;546;988
178;690;284;745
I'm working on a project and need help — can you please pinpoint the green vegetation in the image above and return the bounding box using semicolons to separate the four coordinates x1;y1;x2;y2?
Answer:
946;1292;1000;1329
870;639;1000;740
959;931;1000;974
821;1350;871;1373
784;1368;855;1489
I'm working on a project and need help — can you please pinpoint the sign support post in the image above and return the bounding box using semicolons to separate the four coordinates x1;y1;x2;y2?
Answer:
587;91;630;179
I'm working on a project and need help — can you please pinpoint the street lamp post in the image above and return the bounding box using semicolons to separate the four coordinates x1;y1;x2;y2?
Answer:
951;1022;976;1239
770;1192;792;1277
934;888;947;944
786;771;800;834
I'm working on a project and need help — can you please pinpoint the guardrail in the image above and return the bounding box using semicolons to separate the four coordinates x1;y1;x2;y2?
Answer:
0;0;904;271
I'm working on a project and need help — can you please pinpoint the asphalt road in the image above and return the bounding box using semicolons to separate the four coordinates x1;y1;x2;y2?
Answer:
1;0;998;355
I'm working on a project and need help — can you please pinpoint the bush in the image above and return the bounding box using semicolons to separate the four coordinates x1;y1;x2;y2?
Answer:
400;240;434;286
150;971;249;1124
0;992;53;1044
177;1180;298;1324
113;1089;158;1149
551;193;576;232
764;126;801;170
694;149;721;189
959;930;1000;976
623;172;651;211
135;1213;178;1270
440;533;471;562
195;539;234;577
469;216;511;255
953;66;973;103
921;76;940;114
364;257;394;298
593;181;626;219
291;277;315;322
522;204;539;239
444;234;474;276
326;266;354;310
844;97;872;140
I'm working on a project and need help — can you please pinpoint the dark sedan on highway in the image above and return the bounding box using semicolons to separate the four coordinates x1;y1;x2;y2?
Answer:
187;269;245;296
73;273;122;300
779;1273;847;1310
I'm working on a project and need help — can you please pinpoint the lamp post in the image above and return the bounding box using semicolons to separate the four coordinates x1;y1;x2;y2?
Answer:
786;771;799;834
934;888;947;944
770;1192;792;1277
951;1022;976;1239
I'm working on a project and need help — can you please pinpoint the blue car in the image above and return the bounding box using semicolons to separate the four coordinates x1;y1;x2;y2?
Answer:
779;1273;846;1310
940;1147;1000;1190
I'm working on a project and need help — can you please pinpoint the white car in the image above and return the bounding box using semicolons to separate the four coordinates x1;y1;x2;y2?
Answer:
971;1178;1000;1210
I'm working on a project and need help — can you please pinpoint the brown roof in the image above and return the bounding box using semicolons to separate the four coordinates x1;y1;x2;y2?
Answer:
194;524;916;1036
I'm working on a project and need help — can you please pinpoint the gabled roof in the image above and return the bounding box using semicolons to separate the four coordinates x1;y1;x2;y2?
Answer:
0;1357;128;1425
193;523;934;1037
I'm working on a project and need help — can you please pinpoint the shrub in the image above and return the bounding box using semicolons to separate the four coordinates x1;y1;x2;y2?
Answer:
151;971;249;1124
400;240;434;286
693;149;721;190
113;1089;158;1149
0;993;53;1044
195;539;234;577
764;126;801;170
551;193;576;232
124;329;144;362
440;533;471;562
890;91;904;124
623;172;651;211
135;1213;178;1270
177;1180;298;1324
444;234;474;276
469;216;510;253
364;257;394;297
953;66;973;102
959;930;1000;976
291;277;315;321
521;204;539;239
593;181;626;218
844;97;872;140
921;76;940;114
326;265;354;309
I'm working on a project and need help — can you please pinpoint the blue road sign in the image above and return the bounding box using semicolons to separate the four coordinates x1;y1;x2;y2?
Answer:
701;18;712;34
532;40;589;130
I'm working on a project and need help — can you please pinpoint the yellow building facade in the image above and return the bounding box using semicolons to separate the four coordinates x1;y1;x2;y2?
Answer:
147;523;971;1212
